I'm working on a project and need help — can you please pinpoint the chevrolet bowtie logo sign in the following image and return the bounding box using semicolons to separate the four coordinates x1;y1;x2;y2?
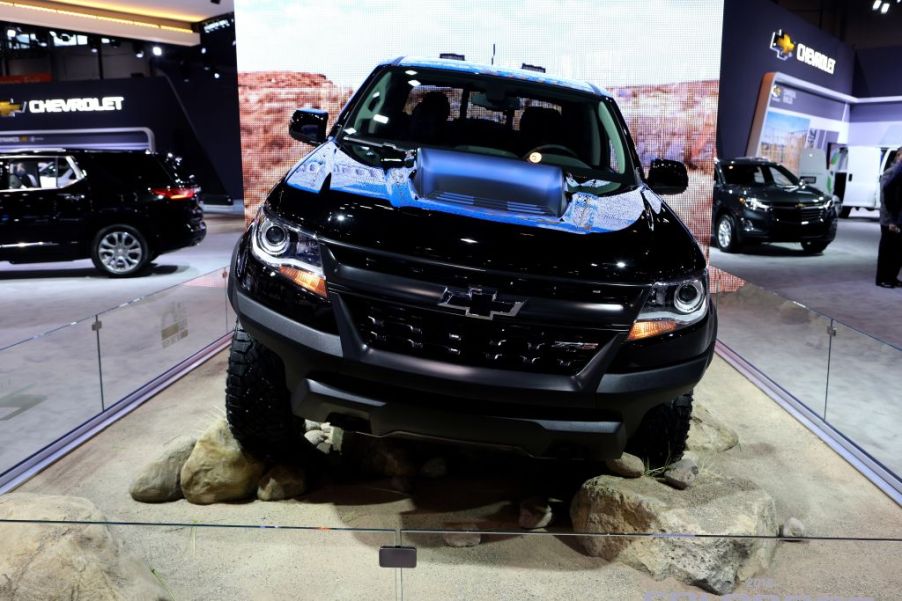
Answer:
0;100;24;118
770;30;795;60
438;286;525;320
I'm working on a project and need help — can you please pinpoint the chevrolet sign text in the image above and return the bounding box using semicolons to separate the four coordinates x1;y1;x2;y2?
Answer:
27;96;125;113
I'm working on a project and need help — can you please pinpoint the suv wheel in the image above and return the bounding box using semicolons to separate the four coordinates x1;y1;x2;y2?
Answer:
625;393;693;469
715;214;741;253
225;324;304;461
91;225;149;277
801;240;830;254
839;206;852;218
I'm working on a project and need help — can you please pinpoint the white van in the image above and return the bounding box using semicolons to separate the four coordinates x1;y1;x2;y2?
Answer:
801;145;897;217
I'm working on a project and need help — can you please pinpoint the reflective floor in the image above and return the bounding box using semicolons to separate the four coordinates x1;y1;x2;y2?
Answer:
0;213;244;349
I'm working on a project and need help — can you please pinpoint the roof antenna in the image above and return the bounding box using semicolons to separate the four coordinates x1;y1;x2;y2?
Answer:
491;43;496;65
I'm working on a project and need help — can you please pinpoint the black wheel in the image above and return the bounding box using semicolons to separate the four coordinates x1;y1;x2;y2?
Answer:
91;225;150;277
801;240;830;254
225;323;305;461
715;213;741;253
625;393;693;469
839;206;852;218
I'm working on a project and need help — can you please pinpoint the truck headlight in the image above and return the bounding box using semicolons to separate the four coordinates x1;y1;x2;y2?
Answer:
251;208;327;298
740;196;770;211
628;274;708;341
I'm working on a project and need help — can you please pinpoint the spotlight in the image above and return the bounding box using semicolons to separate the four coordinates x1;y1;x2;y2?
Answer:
133;41;144;58
872;0;881;8
213;70;221;79
88;36;100;53
151;45;162;57
200;46;207;54
881;2;889;13
6;28;16;39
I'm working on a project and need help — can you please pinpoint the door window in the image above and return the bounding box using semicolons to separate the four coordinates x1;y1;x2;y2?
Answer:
3;158;60;190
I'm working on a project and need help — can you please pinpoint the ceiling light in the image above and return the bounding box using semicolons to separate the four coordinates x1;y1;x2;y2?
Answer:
6;28;16;38
152;45;163;56
873;0;882;9
881;2;889;13
133;41;144;58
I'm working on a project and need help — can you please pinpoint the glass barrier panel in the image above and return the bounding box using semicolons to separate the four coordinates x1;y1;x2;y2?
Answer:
825;321;902;478
401;529;900;600
0;515;398;600
97;269;230;404
715;284;831;417
0;319;101;477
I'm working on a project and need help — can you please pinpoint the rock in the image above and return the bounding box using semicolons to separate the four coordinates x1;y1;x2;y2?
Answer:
518;496;553;529
605;452;645;478
419;457;448;479
0;493;173;600
257;464;308;501
129;435;196;503
304;429;326;446
341;433;417;477
780;517;806;541
442;527;481;548
330;426;344;452
315;442;332;455
304;419;321;432
687;403;739;453
180;418;265;504
570;474;777;595
662;457;699;490
320;423;334;435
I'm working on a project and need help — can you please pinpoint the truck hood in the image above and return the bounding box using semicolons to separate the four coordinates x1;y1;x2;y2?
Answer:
269;142;705;283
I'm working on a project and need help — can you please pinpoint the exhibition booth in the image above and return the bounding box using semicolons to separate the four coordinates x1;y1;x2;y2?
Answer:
0;1;900;599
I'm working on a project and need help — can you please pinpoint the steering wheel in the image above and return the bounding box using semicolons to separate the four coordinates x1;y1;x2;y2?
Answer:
522;144;579;160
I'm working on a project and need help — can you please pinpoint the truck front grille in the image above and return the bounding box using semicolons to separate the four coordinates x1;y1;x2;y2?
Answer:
344;295;612;375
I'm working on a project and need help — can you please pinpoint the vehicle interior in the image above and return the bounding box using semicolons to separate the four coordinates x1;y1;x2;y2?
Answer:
345;67;629;180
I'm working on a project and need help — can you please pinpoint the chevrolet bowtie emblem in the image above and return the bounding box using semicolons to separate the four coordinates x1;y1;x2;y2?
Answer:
770;30;795;61
438;286;525;320
0;99;24;118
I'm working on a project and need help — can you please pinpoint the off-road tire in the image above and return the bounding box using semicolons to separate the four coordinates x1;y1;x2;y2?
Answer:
625;393;693;469
225;324;303;461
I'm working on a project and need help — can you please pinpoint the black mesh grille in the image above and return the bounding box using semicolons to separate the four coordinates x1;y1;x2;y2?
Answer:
345;295;612;375
772;206;824;223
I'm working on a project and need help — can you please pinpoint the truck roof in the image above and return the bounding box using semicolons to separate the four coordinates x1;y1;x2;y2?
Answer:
391;56;610;97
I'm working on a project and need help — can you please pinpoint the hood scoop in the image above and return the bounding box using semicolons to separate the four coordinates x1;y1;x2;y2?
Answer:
412;147;567;218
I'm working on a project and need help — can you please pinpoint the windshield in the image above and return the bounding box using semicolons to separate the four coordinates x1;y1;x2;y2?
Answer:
722;163;800;187
341;67;634;183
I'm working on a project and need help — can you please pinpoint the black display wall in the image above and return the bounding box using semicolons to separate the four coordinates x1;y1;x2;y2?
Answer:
717;0;855;161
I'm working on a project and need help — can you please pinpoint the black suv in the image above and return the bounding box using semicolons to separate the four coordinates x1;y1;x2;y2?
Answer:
712;157;838;253
0;150;206;277
227;57;717;466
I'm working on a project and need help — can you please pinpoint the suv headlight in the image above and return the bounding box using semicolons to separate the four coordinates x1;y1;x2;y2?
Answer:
739;196;770;211
628;274;708;341
250;208;327;298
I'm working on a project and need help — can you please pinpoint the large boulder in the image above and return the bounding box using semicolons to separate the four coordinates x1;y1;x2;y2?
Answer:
0;493;172;600
340;432;417;477
570;474;777;594
129;435;197;503
687;403;740;453
257;464;308;501
180;418;265;504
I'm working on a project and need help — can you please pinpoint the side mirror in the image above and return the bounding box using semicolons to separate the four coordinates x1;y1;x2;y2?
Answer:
647;158;688;195
289;108;328;145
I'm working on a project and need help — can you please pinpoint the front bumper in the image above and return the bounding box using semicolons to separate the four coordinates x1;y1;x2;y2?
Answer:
738;207;837;243
228;242;717;460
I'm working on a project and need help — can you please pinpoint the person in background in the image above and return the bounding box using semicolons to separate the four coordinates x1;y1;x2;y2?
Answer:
876;148;902;288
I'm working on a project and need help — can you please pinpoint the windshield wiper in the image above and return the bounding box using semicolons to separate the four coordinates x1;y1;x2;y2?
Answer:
338;134;415;166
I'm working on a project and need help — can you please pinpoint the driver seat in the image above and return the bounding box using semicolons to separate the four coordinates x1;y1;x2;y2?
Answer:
519;106;564;155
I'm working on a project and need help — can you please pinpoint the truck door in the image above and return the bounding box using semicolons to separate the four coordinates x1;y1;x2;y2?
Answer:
841;146;882;210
